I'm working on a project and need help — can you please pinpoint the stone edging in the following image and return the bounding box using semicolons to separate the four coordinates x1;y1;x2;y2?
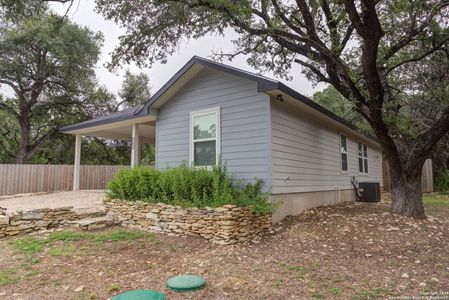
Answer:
0;206;114;238
0;207;82;237
104;199;272;245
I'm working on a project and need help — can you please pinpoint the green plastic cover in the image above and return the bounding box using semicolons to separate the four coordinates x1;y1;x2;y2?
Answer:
111;289;166;300
166;275;206;292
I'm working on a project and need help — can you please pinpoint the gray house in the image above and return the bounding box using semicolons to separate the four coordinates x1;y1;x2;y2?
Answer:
61;56;383;222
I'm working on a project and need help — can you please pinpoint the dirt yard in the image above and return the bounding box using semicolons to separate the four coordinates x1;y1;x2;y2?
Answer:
0;191;104;213
0;195;448;300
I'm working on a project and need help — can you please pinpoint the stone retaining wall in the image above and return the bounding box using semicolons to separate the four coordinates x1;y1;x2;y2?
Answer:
0;207;83;238
104;199;272;244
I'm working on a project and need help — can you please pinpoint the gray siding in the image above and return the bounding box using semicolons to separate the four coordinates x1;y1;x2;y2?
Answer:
156;68;271;190
271;100;383;194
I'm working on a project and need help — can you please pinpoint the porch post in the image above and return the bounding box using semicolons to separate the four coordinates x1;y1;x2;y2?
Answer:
73;134;81;191
131;124;140;168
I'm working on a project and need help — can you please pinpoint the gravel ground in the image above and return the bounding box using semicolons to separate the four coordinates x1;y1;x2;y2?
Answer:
0;191;105;213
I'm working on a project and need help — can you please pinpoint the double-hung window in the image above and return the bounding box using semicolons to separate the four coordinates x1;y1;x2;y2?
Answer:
190;107;220;167
340;134;348;172
358;142;369;173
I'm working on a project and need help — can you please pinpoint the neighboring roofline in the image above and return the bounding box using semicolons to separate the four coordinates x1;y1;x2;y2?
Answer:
59;106;143;133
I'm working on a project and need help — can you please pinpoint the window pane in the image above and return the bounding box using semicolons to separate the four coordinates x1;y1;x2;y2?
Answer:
340;135;347;152
194;140;216;166
193;113;216;140
364;159;368;173
363;144;368;158
341;153;348;171
359;158;363;172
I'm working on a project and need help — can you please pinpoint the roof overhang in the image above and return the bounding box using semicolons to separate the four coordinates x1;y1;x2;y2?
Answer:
265;87;380;147
60;115;156;143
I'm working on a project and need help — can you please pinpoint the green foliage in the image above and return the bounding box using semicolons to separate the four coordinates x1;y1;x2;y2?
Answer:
12;237;46;255
311;292;325;299
89;230;148;242
12;230;149;257
95;1;449;221
313;86;373;136
0;7;105;163
48;229;149;243
118;70;151;109
0;6;155;165
108;283;121;294
48;231;85;242
0;269;19;285
48;246;76;257
328;287;341;295
107;164;273;214
435;170;449;193
423;195;449;209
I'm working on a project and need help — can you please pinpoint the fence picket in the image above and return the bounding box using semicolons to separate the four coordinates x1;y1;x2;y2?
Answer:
0;164;129;196
382;159;433;193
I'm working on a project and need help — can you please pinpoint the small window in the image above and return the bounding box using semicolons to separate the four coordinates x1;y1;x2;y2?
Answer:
340;134;348;172
358;142;368;173
190;107;220;167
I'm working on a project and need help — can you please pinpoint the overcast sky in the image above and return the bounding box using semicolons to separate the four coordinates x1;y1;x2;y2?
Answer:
2;0;323;99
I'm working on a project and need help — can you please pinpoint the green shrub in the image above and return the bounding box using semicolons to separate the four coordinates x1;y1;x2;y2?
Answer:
435;169;449;193
107;164;273;214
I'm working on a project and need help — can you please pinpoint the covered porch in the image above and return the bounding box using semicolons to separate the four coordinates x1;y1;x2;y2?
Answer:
60;106;156;191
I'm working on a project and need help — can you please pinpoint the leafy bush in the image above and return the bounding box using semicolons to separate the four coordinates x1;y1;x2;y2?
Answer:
107;164;273;214
435;169;449;193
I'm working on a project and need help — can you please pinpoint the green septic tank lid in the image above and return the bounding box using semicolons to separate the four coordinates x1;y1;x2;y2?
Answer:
166;275;206;292
111;290;166;300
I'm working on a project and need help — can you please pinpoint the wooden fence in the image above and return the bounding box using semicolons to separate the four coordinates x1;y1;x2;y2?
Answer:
0;164;129;196
382;159;433;193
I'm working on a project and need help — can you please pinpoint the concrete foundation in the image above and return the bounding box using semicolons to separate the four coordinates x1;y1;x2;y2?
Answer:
271;188;355;223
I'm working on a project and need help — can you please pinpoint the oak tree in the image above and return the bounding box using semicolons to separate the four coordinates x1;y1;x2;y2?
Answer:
94;0;448;218
0;8;103;163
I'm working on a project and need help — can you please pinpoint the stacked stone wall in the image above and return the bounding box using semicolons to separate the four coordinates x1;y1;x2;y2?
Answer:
0;207;83;238
104;199;272;244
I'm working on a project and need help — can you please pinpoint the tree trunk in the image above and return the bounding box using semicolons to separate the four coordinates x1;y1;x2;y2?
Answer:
390;170;425;219
15;109;30;164
15;138;30;164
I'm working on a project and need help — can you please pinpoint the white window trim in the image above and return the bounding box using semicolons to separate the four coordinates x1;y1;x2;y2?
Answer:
189;106;221;167
357;141;369;174
339;133;348;173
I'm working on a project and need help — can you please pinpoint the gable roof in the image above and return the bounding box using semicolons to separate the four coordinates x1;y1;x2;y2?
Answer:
61;56;377;145
137;56;360;132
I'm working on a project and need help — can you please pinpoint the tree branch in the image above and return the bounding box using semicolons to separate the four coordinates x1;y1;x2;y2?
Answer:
382;1;449;62
0;102;19;120
0;79;24;102
386;38;449;75
414;106;449;161
26;128;58;161
294;58;330;83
